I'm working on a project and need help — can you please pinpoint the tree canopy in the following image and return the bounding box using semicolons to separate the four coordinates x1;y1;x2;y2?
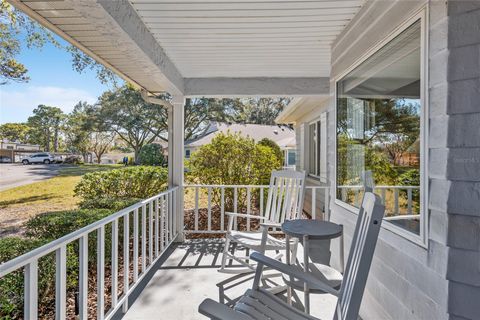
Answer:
0;0;117;85
27;105;64;152
94;85;167;163
0;123;30;142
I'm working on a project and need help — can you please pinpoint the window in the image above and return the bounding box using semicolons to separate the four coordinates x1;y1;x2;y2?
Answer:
185;149;191;159
307;113;327;182
336;19;424;237
287;150;296;166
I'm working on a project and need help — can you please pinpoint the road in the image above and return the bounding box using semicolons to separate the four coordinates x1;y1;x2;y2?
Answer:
0;163;62;191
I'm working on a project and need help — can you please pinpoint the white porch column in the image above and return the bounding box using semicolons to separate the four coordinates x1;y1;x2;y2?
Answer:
168;95;185;242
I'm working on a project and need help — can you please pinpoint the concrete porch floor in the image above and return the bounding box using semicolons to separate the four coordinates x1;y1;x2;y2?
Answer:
119;239;337;320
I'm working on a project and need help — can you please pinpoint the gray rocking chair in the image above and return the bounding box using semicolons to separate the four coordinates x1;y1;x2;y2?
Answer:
199;192;385;320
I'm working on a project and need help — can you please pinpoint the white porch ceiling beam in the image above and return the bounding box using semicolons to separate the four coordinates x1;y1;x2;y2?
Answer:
184;77;330;98
97;0;184;94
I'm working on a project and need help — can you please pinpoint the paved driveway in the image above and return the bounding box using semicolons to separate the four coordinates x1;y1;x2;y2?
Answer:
0;163;62;191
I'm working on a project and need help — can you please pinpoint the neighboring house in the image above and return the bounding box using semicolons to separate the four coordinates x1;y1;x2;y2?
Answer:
184;123;296;168
0;140;41;151
0;140;41;162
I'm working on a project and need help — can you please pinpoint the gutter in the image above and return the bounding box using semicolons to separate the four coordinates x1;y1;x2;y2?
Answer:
140;90;174;110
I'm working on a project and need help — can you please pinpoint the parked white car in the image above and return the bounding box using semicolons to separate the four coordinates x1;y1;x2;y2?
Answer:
22;153;55;165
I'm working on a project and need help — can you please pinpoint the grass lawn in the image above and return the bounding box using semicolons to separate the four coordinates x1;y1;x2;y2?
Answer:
0;164;121;237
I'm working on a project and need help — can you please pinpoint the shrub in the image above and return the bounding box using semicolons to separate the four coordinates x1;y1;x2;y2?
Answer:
74;166;168;201
189;131;281;210
79;197;141;211
257;138;283;164
25;209;113;240
139;143;165;166
64;155;84;164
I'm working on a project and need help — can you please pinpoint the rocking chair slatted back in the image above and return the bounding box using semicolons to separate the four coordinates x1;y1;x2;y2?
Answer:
335;192;385;320
264;170;306;224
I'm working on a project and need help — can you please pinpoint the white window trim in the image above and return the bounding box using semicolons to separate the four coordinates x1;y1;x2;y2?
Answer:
333;8;429;248
307;118;321;179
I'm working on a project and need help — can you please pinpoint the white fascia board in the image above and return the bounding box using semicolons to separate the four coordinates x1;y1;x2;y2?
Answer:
97;0;184;95
184;77;330;98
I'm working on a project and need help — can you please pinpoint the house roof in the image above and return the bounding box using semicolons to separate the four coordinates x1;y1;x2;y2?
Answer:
185;123;295;148
9;0;366;96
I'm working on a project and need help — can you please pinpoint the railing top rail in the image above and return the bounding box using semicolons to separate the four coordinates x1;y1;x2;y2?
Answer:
184;184;328;188
337;185;419;189
0;187;179;277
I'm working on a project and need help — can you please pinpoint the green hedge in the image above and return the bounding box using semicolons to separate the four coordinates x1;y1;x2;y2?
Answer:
74;166;168;201
79;197;141;211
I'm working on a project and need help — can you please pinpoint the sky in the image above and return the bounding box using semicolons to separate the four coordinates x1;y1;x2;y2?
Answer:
0;33;117;124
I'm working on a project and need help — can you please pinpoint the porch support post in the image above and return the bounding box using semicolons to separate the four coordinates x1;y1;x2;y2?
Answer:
168;95;185;242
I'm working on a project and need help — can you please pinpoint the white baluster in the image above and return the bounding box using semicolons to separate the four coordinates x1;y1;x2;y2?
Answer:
247;187;251;231
79;235;88;320
407;188;413;215
220;187;225;231
97;226;105;320
111;219;118;309
55;245;67;320
24;261;38;320
123;214;130;313
149;202;153;264
133;208;139;282
155;198;159;257
312;188;317;220
194;187;199;231
207;187;212;231
141;205;146;273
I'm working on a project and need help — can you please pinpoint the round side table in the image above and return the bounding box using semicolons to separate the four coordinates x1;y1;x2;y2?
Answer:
281;219;343;314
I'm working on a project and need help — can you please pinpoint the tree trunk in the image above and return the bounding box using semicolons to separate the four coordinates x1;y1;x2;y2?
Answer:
53;128;59;152
45;128;50;152
134;148;140;165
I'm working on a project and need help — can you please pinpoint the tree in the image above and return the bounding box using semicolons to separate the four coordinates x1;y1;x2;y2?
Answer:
0;123;30;142
64;102;94;161
89;131;115;164
189;131;281;210
0;0;117;85
0;0;59;84
220;97;290;125
27;105;64;151
95;85;167;163
138;143;165;166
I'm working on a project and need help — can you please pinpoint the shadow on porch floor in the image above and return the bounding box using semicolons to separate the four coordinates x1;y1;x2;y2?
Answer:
117;239;337;320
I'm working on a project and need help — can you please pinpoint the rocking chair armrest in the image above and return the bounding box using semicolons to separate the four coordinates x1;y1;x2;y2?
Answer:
250;252;340;297
260;222;282;229
225;212;268;220
199;298;253;320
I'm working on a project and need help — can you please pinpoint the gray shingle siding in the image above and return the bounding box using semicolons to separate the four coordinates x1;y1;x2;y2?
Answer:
446;1;480;319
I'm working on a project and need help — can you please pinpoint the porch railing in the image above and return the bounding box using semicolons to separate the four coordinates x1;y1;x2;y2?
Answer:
337;185;420;218
0;187;179;320
183;184;330;235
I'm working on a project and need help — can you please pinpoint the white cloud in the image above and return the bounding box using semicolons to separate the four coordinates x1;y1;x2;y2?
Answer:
0;85;97;123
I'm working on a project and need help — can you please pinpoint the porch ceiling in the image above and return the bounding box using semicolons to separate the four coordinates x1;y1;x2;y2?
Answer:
10;0;365;96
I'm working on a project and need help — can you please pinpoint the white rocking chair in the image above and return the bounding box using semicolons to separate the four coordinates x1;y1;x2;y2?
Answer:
219;170;306;274
200;192;385;320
